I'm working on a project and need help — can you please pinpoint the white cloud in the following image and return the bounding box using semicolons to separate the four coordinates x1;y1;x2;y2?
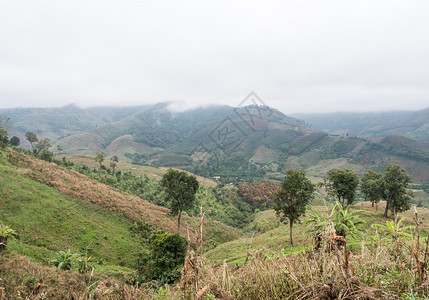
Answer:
0;0;428;113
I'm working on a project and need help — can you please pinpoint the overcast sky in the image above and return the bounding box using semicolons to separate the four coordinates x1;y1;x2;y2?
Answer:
0;1;428;113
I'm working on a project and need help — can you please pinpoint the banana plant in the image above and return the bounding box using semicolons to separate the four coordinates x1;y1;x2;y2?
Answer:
333;202;364;239
371;216;414;241
50;249;80;270
304;202;364;248
304;205;328;248
0;222;17;251
77;252;95;274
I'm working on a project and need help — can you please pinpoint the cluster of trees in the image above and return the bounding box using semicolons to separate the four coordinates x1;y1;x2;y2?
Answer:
0;114;54;160
274;164;413;246
362;165;412;217
94;152;119;174
57;156;253;229
25;132;53;160
323;166;412;217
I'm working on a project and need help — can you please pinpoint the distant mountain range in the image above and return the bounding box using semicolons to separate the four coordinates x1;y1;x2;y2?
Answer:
2;103;429;183
1;104;148;147
292;107;429;142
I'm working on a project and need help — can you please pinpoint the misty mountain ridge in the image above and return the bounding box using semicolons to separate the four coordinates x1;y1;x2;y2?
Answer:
292;107;429;142
2;103;429;183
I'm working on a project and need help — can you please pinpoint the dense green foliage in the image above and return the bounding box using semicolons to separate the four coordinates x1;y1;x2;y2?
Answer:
361;169;384;208
50;249;81;270
383;164;413;217
34;138;51;157
371;217;414;242
9;136;20;146
324;169;359;206
136;231;188;284
161;169;200;233
196;186;253;229
72;163;167;206
289;132;327;154
60;159;253;229
274;170;315;246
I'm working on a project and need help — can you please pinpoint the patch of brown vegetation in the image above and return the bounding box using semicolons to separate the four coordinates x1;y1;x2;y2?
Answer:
0;251;164;299
11;150;238;241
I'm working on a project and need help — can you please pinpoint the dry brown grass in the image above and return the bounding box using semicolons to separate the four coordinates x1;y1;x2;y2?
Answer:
0;251;181;299
177;205;429;299
178;232;427;299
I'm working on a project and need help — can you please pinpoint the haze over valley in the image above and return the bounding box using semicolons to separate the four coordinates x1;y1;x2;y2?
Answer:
2;1;429;298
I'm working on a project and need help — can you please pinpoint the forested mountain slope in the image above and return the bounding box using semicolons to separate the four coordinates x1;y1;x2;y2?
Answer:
3;103;429;183
292;107;429;142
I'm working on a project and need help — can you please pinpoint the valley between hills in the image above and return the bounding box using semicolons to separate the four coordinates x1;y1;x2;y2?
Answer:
1;104;429;299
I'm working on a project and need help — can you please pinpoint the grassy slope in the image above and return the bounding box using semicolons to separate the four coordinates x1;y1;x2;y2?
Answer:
0;151;143;269
0;149;239;270
205;202;429;265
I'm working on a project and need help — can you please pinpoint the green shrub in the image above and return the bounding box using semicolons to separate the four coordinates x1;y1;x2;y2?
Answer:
137;230;188;284
50;249;80;270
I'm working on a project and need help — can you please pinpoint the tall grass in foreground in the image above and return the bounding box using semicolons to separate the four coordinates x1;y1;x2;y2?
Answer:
176;206;429;300
2;213;429;299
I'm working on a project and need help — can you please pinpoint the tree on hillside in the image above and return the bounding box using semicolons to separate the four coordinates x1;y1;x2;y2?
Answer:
324;169;359;206
383;164;413;218
95;152;105;169
161;169;199;233
34;138;51;157
361;170;384;210
274;169;314;246
39;148;54;162
110;155;119;175
9;136;20;147
0;115;11;148
25;132;38;155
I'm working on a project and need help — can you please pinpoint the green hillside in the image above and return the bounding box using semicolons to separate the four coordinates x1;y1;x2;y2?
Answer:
3;144;429;298
206;202;429;266
0;150;144;270
5;103;429;185
0;148;240;271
